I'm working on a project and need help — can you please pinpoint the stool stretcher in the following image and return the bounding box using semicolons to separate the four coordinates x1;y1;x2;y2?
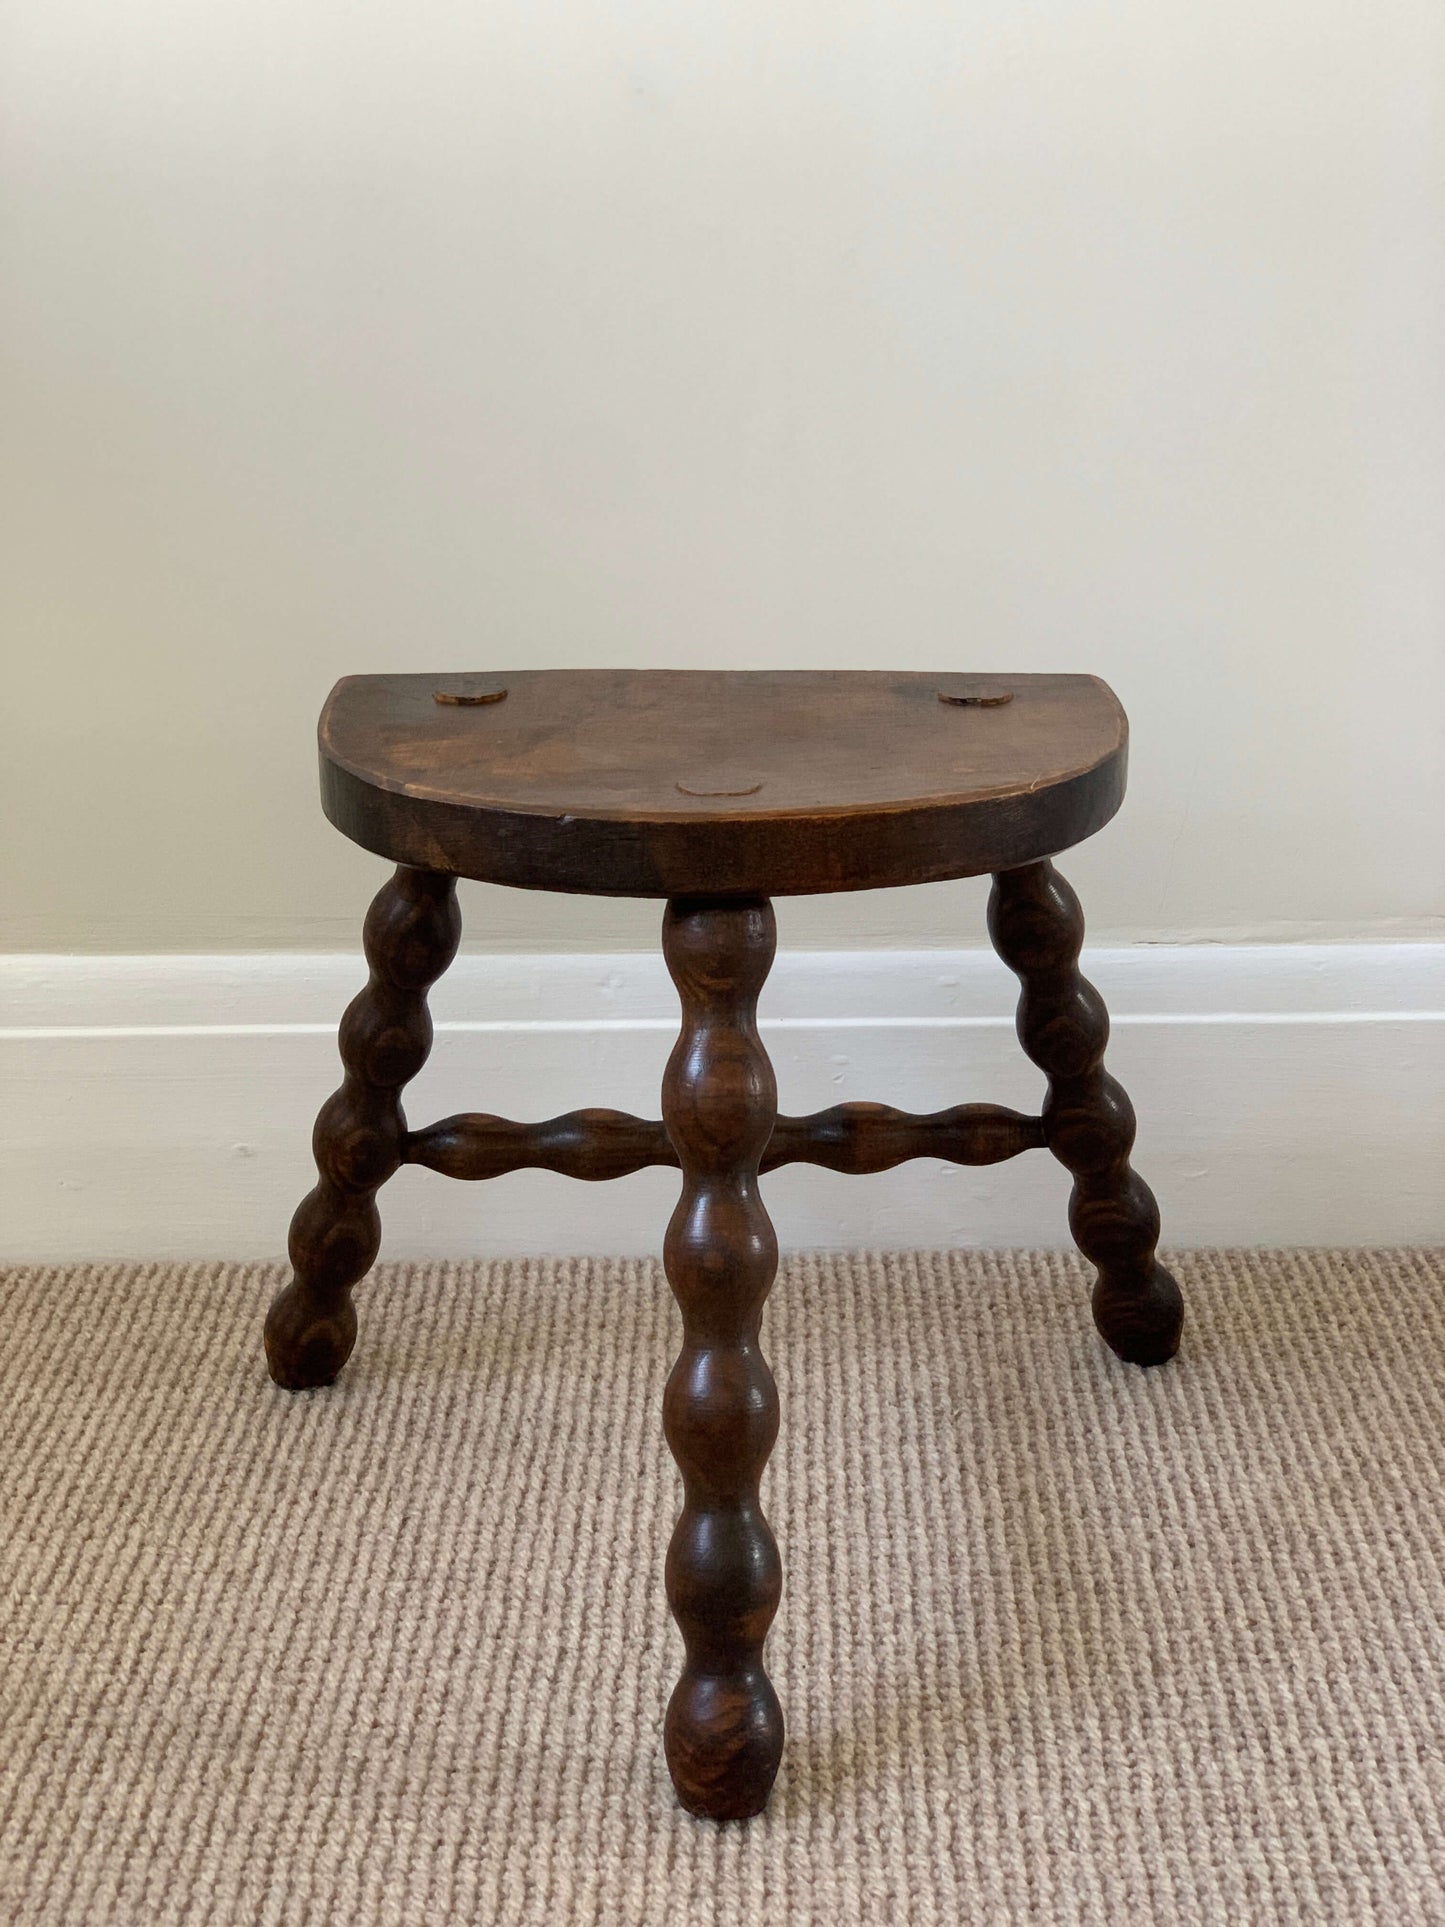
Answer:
404;1099;1045;1183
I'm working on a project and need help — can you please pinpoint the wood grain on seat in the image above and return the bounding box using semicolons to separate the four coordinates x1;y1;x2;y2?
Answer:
319;669;1127;898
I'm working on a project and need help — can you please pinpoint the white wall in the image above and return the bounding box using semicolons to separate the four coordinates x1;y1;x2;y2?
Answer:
3;0;1444;954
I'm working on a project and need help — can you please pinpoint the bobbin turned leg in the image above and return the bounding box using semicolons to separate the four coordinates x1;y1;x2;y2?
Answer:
264;866;461;1390
660;894;784;1821
987;859;1183;1367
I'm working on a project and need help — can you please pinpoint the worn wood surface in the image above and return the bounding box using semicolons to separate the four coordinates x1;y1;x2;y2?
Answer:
319;670;1127;898
659;895;785;1821
987;859;1184;1366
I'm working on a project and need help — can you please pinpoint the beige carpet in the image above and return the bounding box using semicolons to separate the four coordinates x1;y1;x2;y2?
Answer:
3;1250;1445;1925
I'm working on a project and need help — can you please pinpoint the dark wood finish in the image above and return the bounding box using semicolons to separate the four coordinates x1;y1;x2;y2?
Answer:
318;670;1128;898
269;669;1187;1825
659;895;783;1821
987;859;1184;1366
409;1106;672;1182
767;1100;1042;1173
263;866;461;1389
405;1099;1043;1181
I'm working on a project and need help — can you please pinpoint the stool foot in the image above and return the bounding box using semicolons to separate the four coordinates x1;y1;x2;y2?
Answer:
988;859;1183;1368
263;866;461;1390
1091;1259;1183;1368
660;895;784;1821
264;1276;358;1391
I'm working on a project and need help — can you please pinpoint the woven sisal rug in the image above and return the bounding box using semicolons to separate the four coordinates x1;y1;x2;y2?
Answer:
3;1249;1444;1924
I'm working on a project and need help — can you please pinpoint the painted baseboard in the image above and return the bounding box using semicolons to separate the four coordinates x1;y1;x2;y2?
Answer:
2;944;1442;1260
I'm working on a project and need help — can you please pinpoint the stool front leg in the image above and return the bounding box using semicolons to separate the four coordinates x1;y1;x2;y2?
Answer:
264;866;461;1390
988;859;1184;1366
660;895;784;1821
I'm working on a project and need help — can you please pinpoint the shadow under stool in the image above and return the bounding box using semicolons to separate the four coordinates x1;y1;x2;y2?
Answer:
264;667;1183;1822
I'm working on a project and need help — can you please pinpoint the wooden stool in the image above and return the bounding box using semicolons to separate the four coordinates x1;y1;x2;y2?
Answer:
264;668;1183;1822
